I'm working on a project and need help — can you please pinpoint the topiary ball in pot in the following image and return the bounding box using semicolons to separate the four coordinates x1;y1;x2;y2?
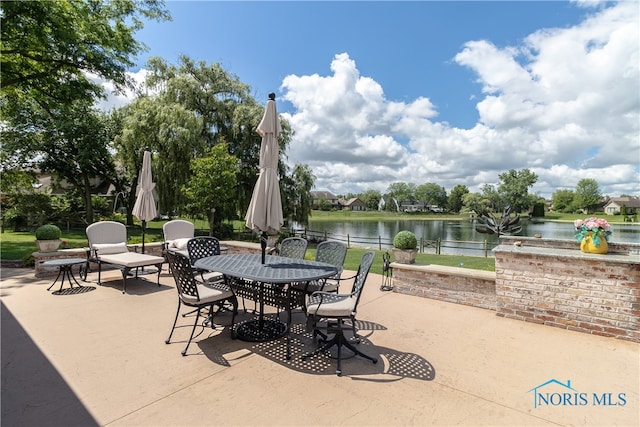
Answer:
392;230;418;264
35;224;62;252
393;230;417;250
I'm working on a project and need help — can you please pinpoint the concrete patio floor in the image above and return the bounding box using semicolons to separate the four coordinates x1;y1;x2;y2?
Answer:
1;264;638;426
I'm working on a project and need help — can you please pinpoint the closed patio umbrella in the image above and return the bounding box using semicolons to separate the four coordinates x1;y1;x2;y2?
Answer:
131;150;157;254
245;93;283;263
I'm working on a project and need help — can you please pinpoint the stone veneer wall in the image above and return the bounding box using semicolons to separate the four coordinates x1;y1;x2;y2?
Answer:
494;237;640;343
391;263;496;310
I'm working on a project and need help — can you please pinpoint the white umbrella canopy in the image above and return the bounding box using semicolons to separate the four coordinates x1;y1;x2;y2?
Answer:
245;93;283;262
131;150;157;253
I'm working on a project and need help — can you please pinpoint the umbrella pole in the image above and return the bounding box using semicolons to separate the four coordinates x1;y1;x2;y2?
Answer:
261;231;267;264
141;220;146;254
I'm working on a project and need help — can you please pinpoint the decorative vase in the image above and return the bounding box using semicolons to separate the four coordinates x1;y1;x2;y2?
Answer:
36;239;61;253
392;248;417;264
580;232;608;254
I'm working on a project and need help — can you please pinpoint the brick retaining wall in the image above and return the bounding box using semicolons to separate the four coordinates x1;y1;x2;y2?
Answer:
494;239;640;343
391;264;496;310
391;236;640;343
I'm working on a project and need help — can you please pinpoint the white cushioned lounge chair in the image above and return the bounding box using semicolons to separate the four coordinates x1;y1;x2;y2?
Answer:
162;220;195;258
86;221;165;294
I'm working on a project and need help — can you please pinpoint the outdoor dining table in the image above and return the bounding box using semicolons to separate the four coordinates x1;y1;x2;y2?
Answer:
193;253;338;356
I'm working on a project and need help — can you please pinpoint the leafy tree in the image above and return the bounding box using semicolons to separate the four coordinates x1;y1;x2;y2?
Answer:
1;0;170;115
144;56;293;217
480;184;501;211
2;99;118;223
531;202;545;217
497;168;538;213
282;164;315;226
0;150;37;196
2;193;52;231
386;182;416;205
462;192;489;215
552;189;576;213
1;0;169;223
447;184;469;213
415;182;447;209
574;178;602;213
315;199;332;211
114;96;201;222
146;55;253;147
182;143;238;234
359;189;382;210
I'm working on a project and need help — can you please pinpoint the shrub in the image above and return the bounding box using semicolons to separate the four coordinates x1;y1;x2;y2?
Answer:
393;230;417;250
35;224;62;240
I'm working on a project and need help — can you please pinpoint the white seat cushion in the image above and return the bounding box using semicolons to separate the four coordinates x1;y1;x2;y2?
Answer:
167;247;189;258
181;282;234;305
307;295;355;317
201;271;224;282
169;238;191;250
98;252;165;268
93;242;128;255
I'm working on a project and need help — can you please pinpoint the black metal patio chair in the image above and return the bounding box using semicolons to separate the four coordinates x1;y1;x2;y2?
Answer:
302;251;378;376
165;251;238;356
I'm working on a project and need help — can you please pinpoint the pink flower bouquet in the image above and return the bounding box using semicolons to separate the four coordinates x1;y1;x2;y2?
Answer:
574;217;612;247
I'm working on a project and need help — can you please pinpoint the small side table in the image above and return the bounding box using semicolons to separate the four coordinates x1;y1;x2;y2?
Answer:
43;258;87;292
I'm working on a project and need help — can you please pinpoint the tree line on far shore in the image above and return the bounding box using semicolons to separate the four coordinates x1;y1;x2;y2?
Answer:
324;173;610;216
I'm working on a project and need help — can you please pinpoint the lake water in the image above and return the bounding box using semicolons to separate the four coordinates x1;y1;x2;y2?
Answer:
303;219;639;256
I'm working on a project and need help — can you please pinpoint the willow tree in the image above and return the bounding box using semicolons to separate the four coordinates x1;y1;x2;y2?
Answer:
144;55;294;221
145;55;253;148
281;164;315;227
114;96;202;222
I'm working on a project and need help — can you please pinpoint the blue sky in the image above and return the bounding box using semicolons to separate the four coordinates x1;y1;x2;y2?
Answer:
134;1;587;128
101;1;639;198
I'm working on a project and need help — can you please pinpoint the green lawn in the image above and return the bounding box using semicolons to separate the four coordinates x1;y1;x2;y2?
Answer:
3;211;625;271
1;219;495;274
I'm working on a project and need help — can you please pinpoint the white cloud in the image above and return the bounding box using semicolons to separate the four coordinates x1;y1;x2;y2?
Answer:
88;69;150;111
281;2;639;198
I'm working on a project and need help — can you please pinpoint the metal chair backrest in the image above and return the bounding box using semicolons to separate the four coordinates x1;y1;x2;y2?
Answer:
166;251;200;302
315;241;347;277
187;236;221;266
279;237;308;259
350;251;375;309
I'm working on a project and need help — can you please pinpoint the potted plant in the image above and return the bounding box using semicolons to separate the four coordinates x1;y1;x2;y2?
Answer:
574;217;611;254
35;224;62;252
392;230;418;264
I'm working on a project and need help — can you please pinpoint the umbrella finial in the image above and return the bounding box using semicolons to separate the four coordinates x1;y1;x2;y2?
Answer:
268;92;275;101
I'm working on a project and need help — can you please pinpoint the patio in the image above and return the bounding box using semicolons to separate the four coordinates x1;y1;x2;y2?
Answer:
1;264;638;426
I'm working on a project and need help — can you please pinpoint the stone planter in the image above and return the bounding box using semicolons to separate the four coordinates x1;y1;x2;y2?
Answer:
36;239;61;253
392;248;417;264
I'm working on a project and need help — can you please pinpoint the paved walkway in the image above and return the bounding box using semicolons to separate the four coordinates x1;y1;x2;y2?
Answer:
1;265;638;426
